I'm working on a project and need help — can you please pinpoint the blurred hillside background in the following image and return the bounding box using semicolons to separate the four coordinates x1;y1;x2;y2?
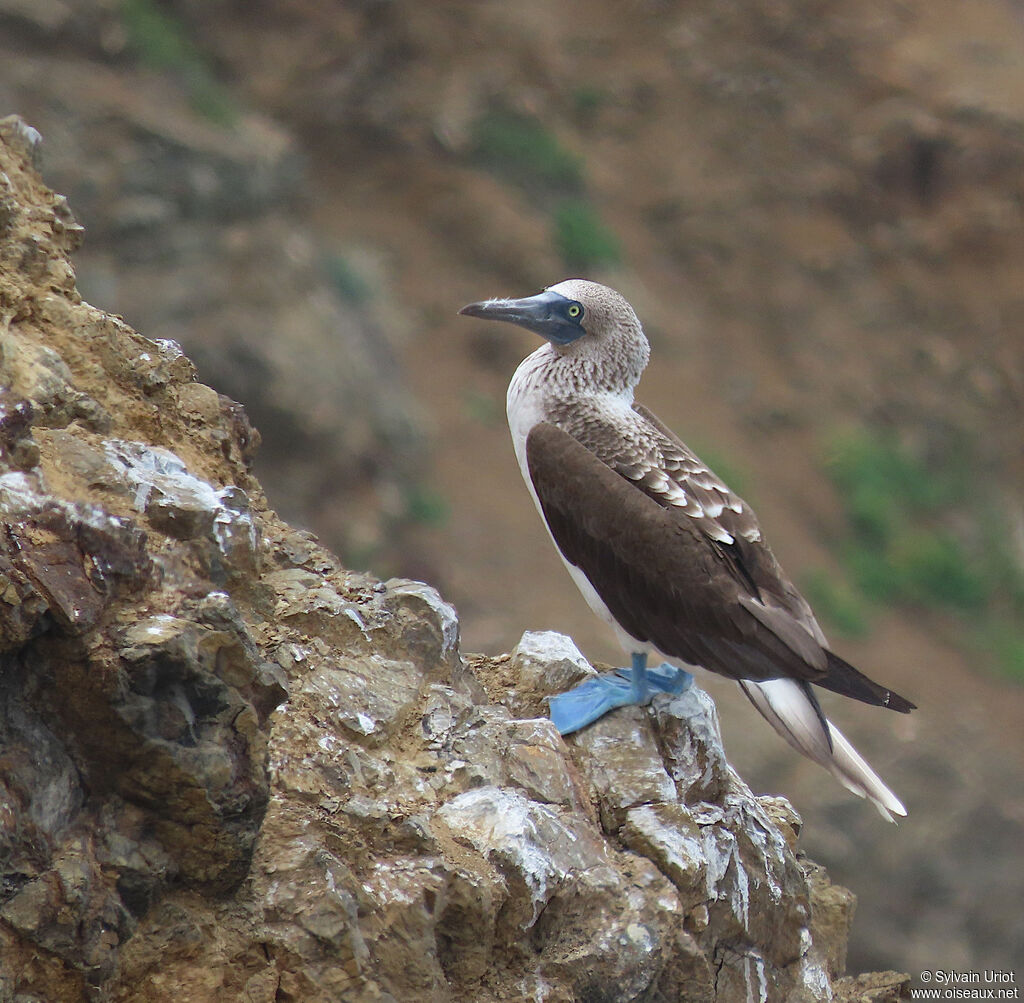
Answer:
2;0;1022;979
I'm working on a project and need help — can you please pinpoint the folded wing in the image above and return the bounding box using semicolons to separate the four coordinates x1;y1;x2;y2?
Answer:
525;419;914;713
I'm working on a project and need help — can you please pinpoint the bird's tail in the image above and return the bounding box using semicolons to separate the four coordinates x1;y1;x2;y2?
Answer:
738;678;907;822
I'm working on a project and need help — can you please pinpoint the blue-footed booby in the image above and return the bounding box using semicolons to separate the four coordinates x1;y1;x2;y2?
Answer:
460;279;915;820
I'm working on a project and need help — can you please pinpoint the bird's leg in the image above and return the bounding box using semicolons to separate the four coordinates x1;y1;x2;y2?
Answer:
547;652;692;736
629;651;650;703
615;658;694;695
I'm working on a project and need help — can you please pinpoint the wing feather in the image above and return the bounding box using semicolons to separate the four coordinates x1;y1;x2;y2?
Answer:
526;421;825;686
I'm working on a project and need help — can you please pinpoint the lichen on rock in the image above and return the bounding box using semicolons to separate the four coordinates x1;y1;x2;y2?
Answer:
0;119;908;1002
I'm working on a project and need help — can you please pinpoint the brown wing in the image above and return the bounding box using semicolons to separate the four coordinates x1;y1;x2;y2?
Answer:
631;403;762;544
630;403;816;619
526;421;915;712
526;421;828;685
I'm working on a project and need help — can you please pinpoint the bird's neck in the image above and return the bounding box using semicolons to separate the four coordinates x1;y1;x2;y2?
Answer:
510;339;645;403
506;342;643;466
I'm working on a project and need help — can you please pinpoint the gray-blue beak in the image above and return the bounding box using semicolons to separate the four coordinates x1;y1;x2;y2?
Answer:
459;289;586;346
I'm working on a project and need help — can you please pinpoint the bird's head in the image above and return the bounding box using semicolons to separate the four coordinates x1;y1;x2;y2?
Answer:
459;279;650;387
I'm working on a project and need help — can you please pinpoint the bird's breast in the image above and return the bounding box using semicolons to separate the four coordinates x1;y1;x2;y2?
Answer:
506;348;561;471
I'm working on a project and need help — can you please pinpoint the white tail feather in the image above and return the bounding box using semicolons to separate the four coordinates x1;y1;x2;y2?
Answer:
739;678;906;823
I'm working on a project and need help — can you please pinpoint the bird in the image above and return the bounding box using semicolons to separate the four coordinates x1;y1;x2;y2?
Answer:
459;278;915;820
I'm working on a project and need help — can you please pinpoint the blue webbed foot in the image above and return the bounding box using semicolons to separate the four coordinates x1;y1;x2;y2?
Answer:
547;674;639;735
614;661;694;696
548;653;691;736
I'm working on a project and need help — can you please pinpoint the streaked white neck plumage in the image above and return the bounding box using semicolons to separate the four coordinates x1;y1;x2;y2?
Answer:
506;342;639;472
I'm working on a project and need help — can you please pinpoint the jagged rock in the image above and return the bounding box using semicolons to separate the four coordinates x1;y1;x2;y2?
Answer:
833;971;912;1003
0;121;908;1001
0;117;282;990
510;629;595;692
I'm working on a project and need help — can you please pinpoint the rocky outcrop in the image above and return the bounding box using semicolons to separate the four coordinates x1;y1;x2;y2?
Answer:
0;121;909;1001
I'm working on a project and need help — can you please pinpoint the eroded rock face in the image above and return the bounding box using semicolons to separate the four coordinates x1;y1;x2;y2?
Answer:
0;115;283;991
0;121;906;1002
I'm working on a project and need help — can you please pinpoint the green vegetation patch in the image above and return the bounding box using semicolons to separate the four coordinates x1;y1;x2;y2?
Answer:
816;428;1024;680
553;200;621;270
571;86;610;123
120;0;236;125
401;482;449;528
470;109;584;195
468;106;623;270
984;620;1024;684
325;253;372;306
802;570;870;640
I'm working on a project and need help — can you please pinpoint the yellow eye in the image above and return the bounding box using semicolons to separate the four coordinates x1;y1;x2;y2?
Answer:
567;303;582;319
